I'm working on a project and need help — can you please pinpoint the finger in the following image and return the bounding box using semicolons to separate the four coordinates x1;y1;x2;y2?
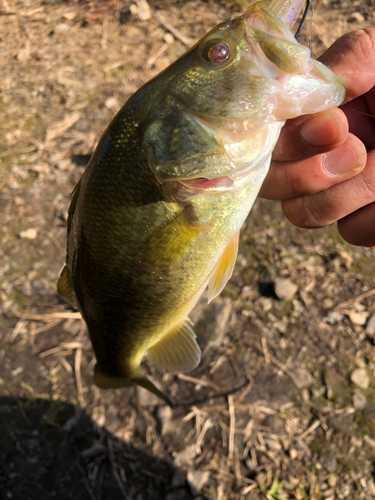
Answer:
280;149;375;228
340;92;375;151
272;108;348;162
338;202;375;247
260;133;366;200
319;27;375;103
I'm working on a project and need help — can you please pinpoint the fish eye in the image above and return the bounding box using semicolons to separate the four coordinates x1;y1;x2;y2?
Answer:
208;42;230;64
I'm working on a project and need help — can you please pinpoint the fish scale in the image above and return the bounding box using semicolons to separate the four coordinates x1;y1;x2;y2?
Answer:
58;1;345;405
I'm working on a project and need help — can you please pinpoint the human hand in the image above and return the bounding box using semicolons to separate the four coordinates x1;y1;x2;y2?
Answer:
260;27;375;246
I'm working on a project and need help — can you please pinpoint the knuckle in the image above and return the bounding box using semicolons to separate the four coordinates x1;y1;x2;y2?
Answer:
281;195;327;229
360;170;375;197
343;27;375;64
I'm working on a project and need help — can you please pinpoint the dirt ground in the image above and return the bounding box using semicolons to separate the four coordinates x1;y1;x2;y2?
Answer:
1;0;375;499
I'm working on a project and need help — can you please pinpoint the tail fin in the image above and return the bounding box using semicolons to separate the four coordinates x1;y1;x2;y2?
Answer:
94;364;173;407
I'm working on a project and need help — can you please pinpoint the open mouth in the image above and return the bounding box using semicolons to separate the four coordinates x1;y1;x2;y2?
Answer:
179;176;234;190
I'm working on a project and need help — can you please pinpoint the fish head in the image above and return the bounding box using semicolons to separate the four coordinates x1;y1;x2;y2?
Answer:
143;1;345;198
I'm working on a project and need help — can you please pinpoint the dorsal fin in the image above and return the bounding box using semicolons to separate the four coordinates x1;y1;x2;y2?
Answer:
57;265;77;307
207;232;239;303
67;179;81;233
147;319;201;373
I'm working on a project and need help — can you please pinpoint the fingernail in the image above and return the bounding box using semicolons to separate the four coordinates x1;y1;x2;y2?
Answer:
324;136;366;175
300;112;347;148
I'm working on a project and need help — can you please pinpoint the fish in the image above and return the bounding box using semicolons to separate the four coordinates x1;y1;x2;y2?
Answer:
58;0;345;405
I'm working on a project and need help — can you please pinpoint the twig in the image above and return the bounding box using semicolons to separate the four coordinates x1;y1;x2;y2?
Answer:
298;419;321;440
75;347;86;408
147;43;168;68
107;437;129;499
234;378;254;406
77;462;98;500
10;306;81;321
228;395;235;462
40;341;84;357
195;418;212;454
261;337;270;365
334;288;375;310
153;11;192;46
267;352;298;384
177;373;222;393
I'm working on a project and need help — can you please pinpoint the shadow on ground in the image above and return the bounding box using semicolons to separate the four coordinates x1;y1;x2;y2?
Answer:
0;397;192;500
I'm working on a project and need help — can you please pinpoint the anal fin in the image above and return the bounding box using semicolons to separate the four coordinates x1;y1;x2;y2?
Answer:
147;319;201;373
207;232;239;303
57;265;77;307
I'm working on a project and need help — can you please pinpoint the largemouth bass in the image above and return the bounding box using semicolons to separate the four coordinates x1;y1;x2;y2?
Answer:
58;0;345;405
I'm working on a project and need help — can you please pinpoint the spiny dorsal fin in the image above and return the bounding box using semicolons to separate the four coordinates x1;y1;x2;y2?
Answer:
57;265;77;307
207;232;239;304
67;179;81;233
147;319;201;373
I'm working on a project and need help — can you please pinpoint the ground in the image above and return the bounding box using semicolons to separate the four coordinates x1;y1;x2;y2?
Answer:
1;0;375;499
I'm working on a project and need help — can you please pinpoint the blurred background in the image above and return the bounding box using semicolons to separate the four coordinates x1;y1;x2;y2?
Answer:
1;0;375;498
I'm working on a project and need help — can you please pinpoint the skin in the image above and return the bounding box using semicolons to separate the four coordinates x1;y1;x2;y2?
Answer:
260;26;375;247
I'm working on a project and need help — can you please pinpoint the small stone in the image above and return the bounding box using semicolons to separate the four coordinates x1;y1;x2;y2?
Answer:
274;278;298;301
348;12;365;23
17;43;31;62
173;444;197;467
164;33;174;44
283;476;298;490
337;484;350;498
264;437;282;452
19;228;37;239
350;436;362;447
328;475;337;488
157;405;174;435
292;366;313;389
365;315;375;337
322;298;334;309
364;435;375;449
351;368;370;389
352;391;367;410
289;448;298;459
136;0;151;21
319;455;337;473
55;23;70;33
324;311;343;324
367;479;375;495
186;469;210;495
348;311;369;326
323;490;335;500
105;97;119;110
274;316;288;334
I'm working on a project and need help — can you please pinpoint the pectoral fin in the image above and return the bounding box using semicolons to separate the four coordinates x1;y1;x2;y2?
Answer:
94;364;173;406
138;209;205;268
57;265;77;307
147;319;201;373
207;232;239;303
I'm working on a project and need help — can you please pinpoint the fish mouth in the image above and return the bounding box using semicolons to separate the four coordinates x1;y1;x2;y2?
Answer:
179;176;234;191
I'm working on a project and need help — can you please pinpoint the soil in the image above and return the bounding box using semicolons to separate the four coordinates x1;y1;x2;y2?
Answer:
1;1;375;499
